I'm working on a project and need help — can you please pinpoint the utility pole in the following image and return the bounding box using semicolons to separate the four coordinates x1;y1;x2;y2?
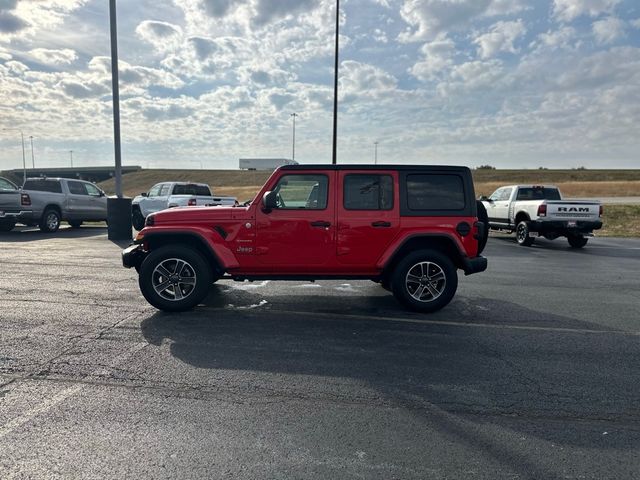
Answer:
374;141;378;165
109;0;123;198
29;135;35;168
331;0;339;165
69;150;73;168
290;113;298;162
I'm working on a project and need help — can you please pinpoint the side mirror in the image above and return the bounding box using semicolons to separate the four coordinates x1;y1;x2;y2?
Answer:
262;191;277;213
99;191;105;197
141;192;148;197
478;195;491;202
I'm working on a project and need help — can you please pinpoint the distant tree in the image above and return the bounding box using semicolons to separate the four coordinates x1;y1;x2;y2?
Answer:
572;166;587;170
476;165;496;170
538;167;548;170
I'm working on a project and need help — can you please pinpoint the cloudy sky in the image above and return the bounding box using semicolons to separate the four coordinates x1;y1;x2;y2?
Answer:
1;0;639;170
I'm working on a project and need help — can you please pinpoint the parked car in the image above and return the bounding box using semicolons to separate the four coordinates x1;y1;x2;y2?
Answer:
480;185;602;248
131;182;238;230
123;165;488;313
0;177;107;232
0;176;29;232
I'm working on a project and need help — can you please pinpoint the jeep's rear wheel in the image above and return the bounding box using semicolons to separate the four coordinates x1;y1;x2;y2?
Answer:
138;245;212;312
391;249;458;313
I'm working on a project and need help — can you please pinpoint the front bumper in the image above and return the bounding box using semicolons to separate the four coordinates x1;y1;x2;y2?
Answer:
529;220;602;234
462;256;487;276
122;244;146;269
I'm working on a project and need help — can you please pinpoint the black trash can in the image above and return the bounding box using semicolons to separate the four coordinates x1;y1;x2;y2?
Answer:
107;196;132;241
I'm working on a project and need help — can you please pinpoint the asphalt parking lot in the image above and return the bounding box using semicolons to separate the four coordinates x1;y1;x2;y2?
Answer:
1;226;639;479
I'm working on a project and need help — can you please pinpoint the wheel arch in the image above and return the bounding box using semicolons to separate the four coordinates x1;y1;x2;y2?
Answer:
514;211;530;224
143;232;226;277
380;234;466;279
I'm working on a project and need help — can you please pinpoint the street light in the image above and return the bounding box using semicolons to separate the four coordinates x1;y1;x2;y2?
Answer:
69;150;73;168
2;128;26;185
290;113;298;162
374;141;379;165
29;135;35;168
332;0;339;165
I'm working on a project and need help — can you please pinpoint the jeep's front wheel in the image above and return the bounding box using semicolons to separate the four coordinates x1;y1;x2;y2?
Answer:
391;250;458;313
138;245;212;312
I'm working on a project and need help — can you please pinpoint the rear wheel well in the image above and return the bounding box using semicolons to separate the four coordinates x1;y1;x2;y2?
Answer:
514;212;530;225
145;234;224;277
383;236;464;280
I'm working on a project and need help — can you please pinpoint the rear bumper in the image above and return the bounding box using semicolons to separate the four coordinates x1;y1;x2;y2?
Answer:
530;220;602;234
462;256;487;276
122;244;146;269
0;210;33;221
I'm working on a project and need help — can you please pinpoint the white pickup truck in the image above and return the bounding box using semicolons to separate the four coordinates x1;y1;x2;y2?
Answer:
480;185;602;248
132;182;237;230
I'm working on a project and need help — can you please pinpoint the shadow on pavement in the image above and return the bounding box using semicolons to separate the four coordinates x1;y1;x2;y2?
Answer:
140;287;639;461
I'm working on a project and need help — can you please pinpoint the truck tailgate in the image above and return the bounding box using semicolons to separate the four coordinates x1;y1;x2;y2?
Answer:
545;201;600;220
0;191;22;213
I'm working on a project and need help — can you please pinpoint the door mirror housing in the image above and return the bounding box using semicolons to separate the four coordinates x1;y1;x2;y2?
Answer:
262;191;277;213
141;192;148;197
478;195;491;202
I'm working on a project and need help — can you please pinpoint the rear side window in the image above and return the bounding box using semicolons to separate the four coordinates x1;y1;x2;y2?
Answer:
516;187;561;201
406;174;465;211
68;181;87;195
173;184;211;196
344;175;393;210
0;178;17;191
23;179;63;193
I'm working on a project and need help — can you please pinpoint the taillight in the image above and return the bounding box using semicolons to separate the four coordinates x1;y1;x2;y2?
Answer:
599;205;603;217
188;198;196;206
537;204;547;217
21;193;31;206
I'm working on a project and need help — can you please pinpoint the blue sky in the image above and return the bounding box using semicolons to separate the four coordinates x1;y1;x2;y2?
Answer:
1;0;639;170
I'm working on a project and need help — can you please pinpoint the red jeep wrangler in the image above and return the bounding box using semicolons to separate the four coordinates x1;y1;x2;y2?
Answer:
123;165;488;313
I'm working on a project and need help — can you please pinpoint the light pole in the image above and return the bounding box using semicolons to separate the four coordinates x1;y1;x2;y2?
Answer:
2;128;26;185
69;150;73;168
29;135;35;168
290;113;298;162
374;141;378;165
109;0;123;199
332;0;339;165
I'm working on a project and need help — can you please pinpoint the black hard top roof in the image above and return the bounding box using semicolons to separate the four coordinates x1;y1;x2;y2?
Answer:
279;164;471;172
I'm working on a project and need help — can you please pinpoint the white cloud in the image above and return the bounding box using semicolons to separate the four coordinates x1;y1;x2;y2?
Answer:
474;19;526;59
135;21;183;53
339;60;398;101
553;0;621;22
398;0;527;42
534;26;577;51
28;48;77;66
592;16;626;44
631;18;640;29
410;36;456;80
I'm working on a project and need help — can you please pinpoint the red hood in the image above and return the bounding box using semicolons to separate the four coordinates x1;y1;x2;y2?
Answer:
150;205;240;223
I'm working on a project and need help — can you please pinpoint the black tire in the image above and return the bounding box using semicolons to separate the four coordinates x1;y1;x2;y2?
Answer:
391;249;458;313
132;208;145;231
476;200;489;254
568;235;588;248
515;221;534;246
0;220;15;232
138;245;212;312
68;220;83;228
39;208;61;233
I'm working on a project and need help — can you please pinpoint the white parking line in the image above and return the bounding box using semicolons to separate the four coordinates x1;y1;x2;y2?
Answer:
0;342;147;440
